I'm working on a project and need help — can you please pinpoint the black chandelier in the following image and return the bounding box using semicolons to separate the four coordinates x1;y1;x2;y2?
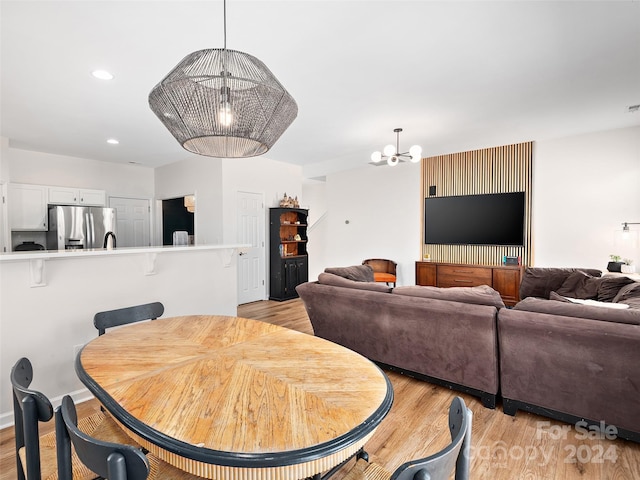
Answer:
370;128;422;166
148;0;297;158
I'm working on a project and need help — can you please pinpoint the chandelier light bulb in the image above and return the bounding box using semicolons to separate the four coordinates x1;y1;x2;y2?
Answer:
409;145;422;162
371;151;382;163
219;102;233;127
387;155;399;167
383;144;396;157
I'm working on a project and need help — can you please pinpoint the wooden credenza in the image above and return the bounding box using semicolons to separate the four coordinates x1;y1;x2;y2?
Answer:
415;261;523;306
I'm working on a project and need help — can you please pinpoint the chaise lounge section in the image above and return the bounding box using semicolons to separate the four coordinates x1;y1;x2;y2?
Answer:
498;267;640;442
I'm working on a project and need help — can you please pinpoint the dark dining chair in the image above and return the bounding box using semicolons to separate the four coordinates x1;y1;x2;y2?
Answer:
94;302;164;336
11;357;109;480
56;395;150;480
342;396;472;480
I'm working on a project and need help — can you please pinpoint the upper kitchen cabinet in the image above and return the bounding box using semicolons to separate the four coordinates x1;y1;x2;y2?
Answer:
8;183;48;231
48;186;106;206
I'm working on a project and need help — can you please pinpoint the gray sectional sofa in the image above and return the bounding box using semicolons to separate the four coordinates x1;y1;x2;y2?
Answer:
296;265;640;442
296;266;506;408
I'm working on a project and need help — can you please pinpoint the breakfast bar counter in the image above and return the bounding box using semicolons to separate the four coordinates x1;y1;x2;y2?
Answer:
0;244;248;426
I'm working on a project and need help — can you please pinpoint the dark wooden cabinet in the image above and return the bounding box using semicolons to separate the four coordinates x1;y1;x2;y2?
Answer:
269;208;309;301
415;261;523;307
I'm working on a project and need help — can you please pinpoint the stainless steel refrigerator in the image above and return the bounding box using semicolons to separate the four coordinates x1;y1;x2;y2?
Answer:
47;205;117;250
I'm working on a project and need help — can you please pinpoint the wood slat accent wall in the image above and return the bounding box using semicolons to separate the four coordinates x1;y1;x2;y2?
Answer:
420;142;533;266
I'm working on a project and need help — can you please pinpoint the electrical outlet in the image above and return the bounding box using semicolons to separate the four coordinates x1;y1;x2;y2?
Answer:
73;344;84;361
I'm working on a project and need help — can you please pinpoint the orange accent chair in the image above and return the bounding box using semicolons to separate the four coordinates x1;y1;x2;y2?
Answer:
362;259;397;287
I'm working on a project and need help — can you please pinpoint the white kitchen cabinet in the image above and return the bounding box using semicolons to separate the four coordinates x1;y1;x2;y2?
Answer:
48;187;106;206
8;183;48;231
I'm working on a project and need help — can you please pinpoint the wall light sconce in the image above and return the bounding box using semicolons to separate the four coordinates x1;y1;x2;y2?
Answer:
615;222;640;264
622;222;640;234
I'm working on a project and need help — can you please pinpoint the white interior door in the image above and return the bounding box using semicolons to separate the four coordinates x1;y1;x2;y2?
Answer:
109;197;151;247
237;191;265;305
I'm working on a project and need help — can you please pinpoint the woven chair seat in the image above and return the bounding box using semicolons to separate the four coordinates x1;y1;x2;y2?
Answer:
343;458;392;480
19;411;113;480
19;409;202;480
86;411;204;479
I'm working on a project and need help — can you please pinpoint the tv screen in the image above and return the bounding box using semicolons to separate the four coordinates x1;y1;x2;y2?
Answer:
424;192;525;246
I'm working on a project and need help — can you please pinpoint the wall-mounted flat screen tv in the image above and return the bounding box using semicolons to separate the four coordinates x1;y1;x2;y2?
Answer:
424;192;525;246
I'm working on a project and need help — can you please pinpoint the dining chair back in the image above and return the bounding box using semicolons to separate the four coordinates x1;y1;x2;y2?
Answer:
343;396;472;480
11;357;54;480
94;302;164;335
56;395;150;480
391;396;472;480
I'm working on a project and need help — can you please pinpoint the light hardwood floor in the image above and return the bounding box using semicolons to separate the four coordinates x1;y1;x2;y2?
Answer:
2;299;639;479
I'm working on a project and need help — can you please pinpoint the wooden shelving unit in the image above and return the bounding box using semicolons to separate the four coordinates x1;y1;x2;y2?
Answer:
269;208;309;301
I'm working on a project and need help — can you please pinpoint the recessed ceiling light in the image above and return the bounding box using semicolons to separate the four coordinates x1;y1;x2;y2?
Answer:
92;70;114;80
106;138;119;145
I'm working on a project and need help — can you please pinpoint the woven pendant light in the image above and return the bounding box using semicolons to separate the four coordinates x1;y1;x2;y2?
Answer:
148;1;297;158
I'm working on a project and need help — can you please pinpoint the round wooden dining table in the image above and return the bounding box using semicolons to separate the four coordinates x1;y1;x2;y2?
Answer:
76;315;393;479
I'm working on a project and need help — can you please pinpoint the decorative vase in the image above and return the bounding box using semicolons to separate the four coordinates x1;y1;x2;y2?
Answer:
607;261;624;273
621;264;636;274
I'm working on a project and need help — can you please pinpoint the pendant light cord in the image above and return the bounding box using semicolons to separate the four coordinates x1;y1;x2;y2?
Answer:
223;0;227;50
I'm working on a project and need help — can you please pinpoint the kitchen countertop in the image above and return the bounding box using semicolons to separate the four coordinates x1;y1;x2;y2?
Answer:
0;244;250;262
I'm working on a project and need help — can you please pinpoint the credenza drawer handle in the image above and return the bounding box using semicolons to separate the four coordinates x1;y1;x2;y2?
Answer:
454;279;473;283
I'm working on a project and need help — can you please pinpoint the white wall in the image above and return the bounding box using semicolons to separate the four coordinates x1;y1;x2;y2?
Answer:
532;126;640;269
154;156;224;245
1;141;155;198
220;156;303;244
302;126;640;282
318;162;422;286
302;182;329;280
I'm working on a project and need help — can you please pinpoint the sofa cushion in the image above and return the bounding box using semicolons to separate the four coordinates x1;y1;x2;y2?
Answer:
324;265;374;282
519;268;602;299
597;275;635;302
317;273;392;292
514;297;640;325
612;282;640;304
393;285;505;308
555;271;601;299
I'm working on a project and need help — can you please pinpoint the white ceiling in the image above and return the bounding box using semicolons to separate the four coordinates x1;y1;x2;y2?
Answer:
2;1;639;179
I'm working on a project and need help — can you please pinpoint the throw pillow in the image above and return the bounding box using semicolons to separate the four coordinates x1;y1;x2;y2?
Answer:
612;282;640;304
597;276;635;302
555;271;601;300
317;272;392;292
392;285;505;308
519;268;602;299
324;265;374;282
